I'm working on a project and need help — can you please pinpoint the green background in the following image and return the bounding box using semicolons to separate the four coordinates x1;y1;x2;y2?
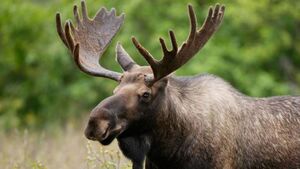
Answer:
0;0;299;130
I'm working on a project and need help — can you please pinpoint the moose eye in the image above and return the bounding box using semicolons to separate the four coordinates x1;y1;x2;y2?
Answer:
140;92;151;103
142;92;150;98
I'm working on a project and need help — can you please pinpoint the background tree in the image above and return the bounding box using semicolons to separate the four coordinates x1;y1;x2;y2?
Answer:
0;0;299;130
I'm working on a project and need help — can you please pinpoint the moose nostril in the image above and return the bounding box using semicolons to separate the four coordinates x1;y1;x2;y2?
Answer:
84;116;111;141
84;119;98;140
84;126;91;138
84;128;97;140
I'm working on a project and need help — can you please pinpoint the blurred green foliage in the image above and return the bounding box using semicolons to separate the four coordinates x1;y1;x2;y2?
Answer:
0;0;299;130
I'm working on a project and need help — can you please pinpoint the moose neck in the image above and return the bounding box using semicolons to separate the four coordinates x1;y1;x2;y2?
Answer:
148;76;212;168
148;75;243;168
154;77;208;135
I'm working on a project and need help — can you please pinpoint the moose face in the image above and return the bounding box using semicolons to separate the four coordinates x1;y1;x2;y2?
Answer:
84;66;167;145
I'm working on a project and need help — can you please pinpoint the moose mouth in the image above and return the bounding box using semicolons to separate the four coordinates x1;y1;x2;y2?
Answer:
99;124;126;145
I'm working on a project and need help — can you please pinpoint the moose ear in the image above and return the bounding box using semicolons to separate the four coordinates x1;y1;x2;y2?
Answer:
116;43;138;71
145;74;168;89
157;77;168;89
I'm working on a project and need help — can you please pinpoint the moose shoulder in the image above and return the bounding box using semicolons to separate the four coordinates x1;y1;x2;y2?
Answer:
56;1;300;169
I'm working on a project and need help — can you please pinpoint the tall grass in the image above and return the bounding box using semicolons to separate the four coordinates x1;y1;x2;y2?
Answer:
0;127;131;169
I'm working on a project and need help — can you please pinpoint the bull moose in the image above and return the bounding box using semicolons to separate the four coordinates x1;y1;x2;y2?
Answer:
56;1;300;169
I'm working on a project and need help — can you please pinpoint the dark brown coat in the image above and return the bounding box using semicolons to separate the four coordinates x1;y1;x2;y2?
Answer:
56;1;300;169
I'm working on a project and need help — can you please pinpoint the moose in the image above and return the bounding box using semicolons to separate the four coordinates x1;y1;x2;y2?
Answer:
56;1;300;169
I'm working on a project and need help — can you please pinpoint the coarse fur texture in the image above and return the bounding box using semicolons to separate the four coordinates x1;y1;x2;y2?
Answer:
56;1;300;168
139;73;300;169
118;135;151;169
93;69;300;169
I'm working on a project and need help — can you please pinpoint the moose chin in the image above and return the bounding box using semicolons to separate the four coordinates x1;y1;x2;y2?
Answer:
56;1;300;169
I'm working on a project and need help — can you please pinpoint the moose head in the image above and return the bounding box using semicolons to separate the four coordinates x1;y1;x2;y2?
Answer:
56;1;224;145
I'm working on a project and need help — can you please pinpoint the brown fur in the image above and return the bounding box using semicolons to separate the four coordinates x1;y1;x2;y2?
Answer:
57;1;299;168
85;66;300;169
148;73;300;169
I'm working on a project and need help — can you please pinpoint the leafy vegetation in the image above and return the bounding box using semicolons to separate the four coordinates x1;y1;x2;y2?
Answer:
0;0;299;130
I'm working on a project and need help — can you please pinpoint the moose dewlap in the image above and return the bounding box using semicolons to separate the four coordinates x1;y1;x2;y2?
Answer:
56;1;300;169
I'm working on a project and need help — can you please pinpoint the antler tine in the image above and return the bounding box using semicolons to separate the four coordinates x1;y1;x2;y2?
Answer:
159;30;178;60
73;5;81;26
56;13;68;48
56;0;124;81
133;4;225;86
132;37;158;67
81;0;89;20
65;21;75;52
186;4;197;45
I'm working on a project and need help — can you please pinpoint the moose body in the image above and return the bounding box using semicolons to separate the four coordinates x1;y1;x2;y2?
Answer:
56;1;300;169
116;73;300;169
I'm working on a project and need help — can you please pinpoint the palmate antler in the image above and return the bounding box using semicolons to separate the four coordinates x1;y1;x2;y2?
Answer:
56;1;124;81
132;4;225;86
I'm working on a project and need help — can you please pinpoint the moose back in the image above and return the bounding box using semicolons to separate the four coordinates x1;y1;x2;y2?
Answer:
56;1;300;169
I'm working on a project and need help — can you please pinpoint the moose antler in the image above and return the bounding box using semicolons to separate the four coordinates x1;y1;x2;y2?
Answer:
132;4;225;86
56;1;124;81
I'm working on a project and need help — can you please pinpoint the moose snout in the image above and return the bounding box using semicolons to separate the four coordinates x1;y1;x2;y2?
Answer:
84;95;126;144
84;118;98;140
84;117;111;141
